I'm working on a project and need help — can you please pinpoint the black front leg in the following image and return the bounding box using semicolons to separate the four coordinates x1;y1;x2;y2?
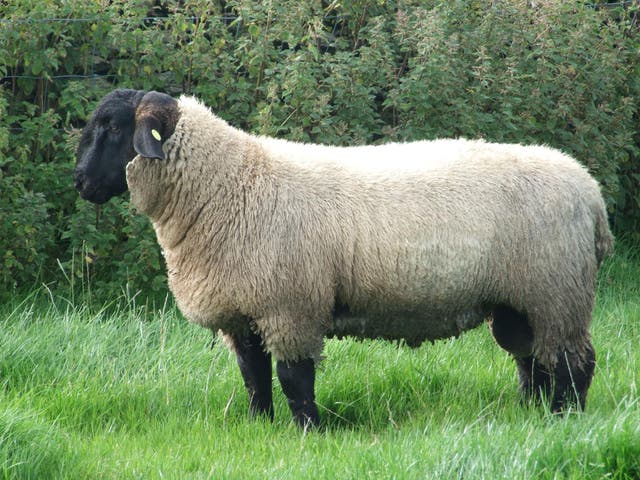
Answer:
234;331;274;421
276;358;320;428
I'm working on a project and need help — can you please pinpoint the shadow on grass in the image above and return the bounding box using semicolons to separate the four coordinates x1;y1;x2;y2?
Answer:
315;363;520;432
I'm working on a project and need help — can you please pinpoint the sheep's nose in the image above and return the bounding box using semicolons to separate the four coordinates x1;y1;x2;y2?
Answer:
73;170;86;192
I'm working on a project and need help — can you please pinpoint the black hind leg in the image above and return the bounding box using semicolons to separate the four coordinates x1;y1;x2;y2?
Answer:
550;342;596;412
515;355;551;403
490;305;596;412
489;305;534;359
489;305;541;402
515;342;596;412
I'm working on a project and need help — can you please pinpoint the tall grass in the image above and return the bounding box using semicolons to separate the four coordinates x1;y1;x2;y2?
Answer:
1;245;638;479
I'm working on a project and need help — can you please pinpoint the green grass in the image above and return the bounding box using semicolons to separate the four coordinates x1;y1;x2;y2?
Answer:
1;245;639;479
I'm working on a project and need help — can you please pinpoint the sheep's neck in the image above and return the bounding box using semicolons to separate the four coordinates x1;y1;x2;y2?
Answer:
153;136;273;253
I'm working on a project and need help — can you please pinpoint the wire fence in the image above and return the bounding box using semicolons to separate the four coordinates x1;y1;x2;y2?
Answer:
0;9;352;134
0;12;349;87
1;0;636;80
0;1;637;135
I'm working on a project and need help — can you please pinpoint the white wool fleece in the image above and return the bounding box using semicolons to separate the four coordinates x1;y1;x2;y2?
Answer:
126;95;613;367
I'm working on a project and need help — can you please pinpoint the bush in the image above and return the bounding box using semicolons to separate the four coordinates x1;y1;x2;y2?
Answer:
388;2;639;222
1;0;638;302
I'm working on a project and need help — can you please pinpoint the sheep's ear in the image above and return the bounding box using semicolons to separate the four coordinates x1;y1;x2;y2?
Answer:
133;116;166;160
133;91;180;161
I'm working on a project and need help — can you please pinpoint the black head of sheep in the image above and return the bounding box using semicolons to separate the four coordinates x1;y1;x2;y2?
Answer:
74;89;179;204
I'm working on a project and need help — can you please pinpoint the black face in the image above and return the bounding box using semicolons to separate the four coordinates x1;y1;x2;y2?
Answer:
74;89;146;204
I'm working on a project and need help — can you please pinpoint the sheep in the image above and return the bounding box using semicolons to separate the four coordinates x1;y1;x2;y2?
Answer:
74;89;614;427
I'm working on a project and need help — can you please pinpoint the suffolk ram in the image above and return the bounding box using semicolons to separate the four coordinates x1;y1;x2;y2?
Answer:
74;89;614;427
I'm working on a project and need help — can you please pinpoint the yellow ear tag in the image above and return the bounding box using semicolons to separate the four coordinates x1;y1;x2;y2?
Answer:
151;129;162;141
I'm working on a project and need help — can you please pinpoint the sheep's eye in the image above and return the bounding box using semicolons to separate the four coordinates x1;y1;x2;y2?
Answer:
109;124;120;133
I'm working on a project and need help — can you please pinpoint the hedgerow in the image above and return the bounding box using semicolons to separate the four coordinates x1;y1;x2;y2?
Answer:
1;0;638;302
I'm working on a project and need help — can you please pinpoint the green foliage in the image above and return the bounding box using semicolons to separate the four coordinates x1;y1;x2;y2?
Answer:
60;196;166;303
1;0;639;302
388;2;639;220
0;190;53;292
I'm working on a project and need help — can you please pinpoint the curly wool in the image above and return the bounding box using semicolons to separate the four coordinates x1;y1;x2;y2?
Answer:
126;95;613;367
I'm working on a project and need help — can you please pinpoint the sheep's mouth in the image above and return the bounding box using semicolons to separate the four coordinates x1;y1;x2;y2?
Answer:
75;177;125;204
74;166;129;204
77;185;111;204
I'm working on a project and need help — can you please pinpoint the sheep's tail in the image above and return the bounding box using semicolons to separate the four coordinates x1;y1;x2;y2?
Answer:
594;203;614;266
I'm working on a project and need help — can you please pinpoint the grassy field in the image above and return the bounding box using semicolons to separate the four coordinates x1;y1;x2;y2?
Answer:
1;246;639;479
